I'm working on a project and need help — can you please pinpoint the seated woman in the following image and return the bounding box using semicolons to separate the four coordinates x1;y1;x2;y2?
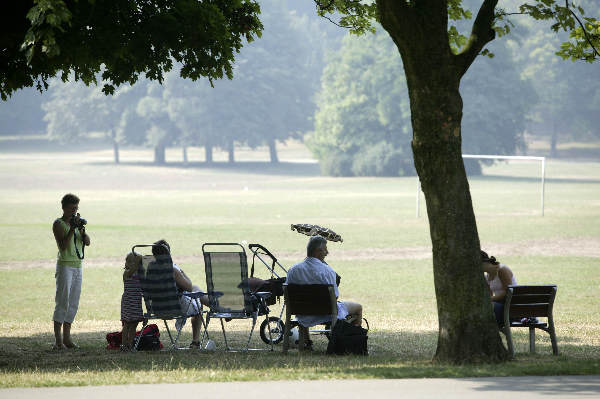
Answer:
152;239;209;348
482;250;517;326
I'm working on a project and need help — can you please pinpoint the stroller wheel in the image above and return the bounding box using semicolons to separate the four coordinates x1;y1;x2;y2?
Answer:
260;316;285;345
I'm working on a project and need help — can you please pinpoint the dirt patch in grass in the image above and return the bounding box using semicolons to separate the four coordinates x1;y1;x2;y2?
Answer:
484;237;600;259
2;237;598;270
311;236;600;260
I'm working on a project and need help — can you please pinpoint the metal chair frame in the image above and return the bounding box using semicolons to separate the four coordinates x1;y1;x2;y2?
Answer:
132;244;209;351
202;243;273;352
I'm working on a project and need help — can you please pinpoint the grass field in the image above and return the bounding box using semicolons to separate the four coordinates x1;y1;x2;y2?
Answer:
0;144;599;387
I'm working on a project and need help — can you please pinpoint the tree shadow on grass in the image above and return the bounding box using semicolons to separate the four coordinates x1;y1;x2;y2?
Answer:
87;160;322;177
555;147;600;160
3;329;596;379
0;137;107;153
0;330;436;373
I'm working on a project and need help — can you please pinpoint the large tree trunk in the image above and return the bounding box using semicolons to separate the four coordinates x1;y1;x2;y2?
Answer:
268;138;279;163
410;85;506;363
378;0;508;363
154;144;165;165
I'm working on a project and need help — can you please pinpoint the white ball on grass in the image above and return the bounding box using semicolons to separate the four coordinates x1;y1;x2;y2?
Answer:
288;327;300;348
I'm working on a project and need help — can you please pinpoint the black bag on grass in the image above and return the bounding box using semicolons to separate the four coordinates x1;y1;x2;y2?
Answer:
136;323;162;351
326;320;368;356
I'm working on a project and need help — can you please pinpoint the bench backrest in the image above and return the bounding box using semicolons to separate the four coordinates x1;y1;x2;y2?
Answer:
505;285;557;318
284;284;336;316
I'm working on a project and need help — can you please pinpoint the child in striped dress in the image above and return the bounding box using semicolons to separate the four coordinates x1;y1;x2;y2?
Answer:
121;252;144;350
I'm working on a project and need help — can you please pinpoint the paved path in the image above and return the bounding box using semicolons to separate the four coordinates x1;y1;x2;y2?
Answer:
2;376;599;399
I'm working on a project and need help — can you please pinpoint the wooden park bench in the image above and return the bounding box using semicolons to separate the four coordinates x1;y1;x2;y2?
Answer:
282;284;337;353
501;284;559;357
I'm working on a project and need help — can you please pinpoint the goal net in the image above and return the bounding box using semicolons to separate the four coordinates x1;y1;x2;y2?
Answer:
416;154;546;217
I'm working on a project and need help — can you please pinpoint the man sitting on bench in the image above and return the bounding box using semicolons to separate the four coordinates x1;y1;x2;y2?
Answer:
287;236;363;330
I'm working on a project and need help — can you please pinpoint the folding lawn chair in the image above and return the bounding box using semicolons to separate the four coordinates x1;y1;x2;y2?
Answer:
133;244;209;350
202;243;274;351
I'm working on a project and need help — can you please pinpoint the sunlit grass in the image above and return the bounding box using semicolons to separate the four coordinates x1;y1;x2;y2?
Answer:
0;149;599;386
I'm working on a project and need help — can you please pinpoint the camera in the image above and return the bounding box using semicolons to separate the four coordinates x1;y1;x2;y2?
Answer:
70;214;88;228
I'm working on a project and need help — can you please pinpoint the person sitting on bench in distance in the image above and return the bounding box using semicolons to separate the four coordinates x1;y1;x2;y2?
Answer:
152;239;208;348
287;235;363;328
482;250;517;326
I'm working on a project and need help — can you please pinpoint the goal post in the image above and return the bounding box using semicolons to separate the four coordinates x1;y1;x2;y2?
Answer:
416;154;546;217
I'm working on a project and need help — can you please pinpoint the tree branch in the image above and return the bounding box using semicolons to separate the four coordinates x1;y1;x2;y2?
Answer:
314;0;335;10
313;0;379;33
495;11;527;17
376;0;412;41
313;0;371;13
565;0;600;58
455;0;499;77
320;13;353;29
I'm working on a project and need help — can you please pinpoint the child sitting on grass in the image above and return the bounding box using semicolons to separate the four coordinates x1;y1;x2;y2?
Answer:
120;252;144;351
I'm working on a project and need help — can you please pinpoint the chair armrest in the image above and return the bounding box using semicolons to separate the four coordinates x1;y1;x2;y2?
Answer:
254;291;272;300
207;291;224;299
182;291;207;299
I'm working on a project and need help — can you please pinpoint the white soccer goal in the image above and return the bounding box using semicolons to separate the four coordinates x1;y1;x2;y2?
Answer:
416;154;546;217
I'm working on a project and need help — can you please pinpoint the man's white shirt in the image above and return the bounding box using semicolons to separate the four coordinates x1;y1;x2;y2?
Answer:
286;256;348;327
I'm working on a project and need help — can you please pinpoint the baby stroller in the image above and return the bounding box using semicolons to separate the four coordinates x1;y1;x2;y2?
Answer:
249;242;341;349
247;243;289;345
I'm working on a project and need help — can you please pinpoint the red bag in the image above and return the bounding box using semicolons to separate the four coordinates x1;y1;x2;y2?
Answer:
106;324;163;350
106;331;122;350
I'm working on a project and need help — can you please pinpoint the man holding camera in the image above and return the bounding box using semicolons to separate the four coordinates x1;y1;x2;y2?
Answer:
52;193;91;349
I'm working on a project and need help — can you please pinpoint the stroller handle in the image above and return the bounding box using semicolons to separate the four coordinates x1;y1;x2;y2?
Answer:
248;243;277;262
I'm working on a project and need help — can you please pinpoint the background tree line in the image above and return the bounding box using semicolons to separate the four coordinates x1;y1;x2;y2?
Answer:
1;0;598;173
1;0;333;165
